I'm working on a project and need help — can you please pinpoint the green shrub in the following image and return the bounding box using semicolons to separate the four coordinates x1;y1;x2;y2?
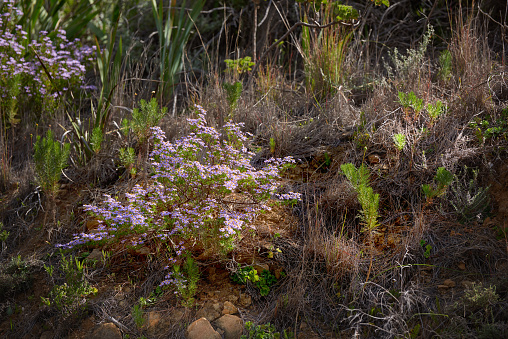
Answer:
422;167;453;203
450;167;490;223
340;163;379;233
127;98;167;143
232;266;280;297
0;255;34;298
41;254;97;314
33;130;70;195
241;321;293;339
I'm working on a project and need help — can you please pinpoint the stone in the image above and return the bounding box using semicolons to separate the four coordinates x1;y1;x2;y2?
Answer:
253;263;270;274
227;294;239;303
222;301;238;315
368;154;381;164
239;293;252;307
215;315;244;339
170;308;188;322
458;262;466;270
143;311;161;335
135;246;150;255
443;279;456;288
196;302;221;322
186;318;221;339
87;248;103;262
87;323;122;339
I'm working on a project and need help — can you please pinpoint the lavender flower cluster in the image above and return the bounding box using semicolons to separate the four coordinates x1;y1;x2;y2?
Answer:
58;105;300;259
0;0;94;112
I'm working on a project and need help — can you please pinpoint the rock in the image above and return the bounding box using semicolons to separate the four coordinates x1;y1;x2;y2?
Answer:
298;322;320;339
215;315;244;339
458;262;466;270
274;268;284;280
222;301;238;315
143;311;161;335
87;323;122;339
170;308;188;322
135;246;150;255
196;302;221;322
239;293;252;307
227;294;239;303
87;248;103;262
186;318;221;339
253;263;269;274
438;285;449;291
443;279;456;288
368;154;381;164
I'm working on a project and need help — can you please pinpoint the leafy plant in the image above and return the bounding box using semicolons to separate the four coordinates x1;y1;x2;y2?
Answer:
438;49;452;81
126;98;167;144
393;133;406;151
419;240;432;259
422;167;453;203
132;304;145;328
41;254;97;314
340;163;379;233
119;147;137;177
224;56;255;75
33;129;70;195
223;81;243;115
398;91;424;114
160;254;200;306
427;100;445;122
469;109;508;145
386;25;434;79
450;167;491;223
232;266;281;297
241;321;293;339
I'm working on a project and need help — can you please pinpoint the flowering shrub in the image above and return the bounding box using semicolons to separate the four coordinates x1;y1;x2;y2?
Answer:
0;0;94;119
58;105;300;258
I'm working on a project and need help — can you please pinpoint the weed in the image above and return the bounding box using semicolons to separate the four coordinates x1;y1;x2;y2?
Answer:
224;56;255;76
0;255;33;298
438;49;452;81
33;129;70;196
132;304;145;328
232;266;280;297
161;254;200;306
386;25;434;79
0;222;9;253
450;167;490;223
393;133;406;151
242;321;293;339
422;167;453;204
340;163;379;233
126;98;167;144
119;147;137;177
41;253;97;314
419;240;432;259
